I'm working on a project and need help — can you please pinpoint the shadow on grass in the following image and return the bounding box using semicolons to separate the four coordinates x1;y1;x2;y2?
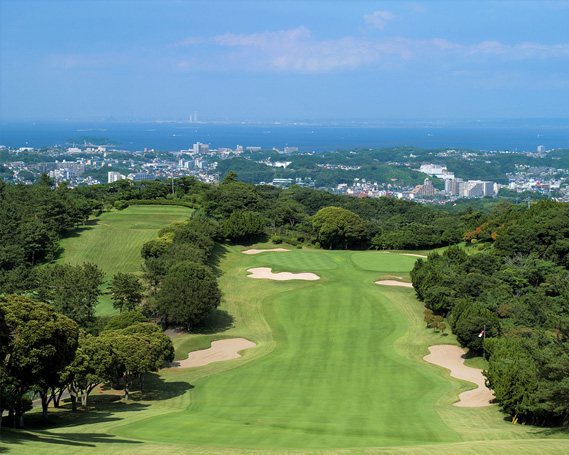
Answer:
0;373;194;448
14;399;149;431
62;219;100;238
51;219;101;262
192;309;234;334
208;242;230;277
1;427;141;448
128;374;193;402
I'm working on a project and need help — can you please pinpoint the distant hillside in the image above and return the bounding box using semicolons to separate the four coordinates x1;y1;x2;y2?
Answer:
66;136;122;147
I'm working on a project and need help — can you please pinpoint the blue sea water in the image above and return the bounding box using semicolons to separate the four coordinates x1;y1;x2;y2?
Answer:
1;121;568;153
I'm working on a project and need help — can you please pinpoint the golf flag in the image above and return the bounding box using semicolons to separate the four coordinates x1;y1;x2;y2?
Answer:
478;330;485;338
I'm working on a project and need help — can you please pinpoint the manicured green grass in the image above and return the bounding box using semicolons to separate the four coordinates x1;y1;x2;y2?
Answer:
56;205;192;315
6;246;569;454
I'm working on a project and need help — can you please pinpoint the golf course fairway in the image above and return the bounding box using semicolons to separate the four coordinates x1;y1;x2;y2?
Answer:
56;205;193;314
6;246;569;454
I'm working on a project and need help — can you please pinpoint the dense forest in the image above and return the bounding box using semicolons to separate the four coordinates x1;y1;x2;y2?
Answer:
411;200;569;427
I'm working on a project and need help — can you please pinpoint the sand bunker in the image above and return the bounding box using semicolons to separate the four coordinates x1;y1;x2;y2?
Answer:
424;345;494;407
242;248;290;254
379;252;428;258
375;280;414;287
171;338;256;368
247;267;320;281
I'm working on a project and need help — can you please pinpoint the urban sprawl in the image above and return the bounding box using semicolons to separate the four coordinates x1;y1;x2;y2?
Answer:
2;141;565;202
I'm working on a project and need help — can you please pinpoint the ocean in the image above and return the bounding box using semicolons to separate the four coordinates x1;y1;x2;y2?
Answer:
1;121;568;153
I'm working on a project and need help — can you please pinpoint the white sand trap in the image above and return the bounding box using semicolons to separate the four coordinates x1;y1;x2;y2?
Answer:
170;338;256;368
375;280;414;287
424;345;494;407
379;252;428;258
242;248;291;254
247;267;320;281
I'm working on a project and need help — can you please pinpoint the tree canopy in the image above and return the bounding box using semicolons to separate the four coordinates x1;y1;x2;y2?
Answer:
312;206;367;249
156;261;221;330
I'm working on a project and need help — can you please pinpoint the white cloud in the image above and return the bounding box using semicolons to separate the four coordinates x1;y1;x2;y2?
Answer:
170;27;569;74
364;11;395;30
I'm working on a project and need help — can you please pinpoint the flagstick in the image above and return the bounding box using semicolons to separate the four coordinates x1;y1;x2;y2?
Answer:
483;323;486;360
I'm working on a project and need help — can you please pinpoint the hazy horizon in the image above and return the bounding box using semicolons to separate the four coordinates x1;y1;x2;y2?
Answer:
2;1;569;123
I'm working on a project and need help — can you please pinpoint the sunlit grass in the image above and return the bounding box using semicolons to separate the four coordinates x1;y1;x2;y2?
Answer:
7;246;569;454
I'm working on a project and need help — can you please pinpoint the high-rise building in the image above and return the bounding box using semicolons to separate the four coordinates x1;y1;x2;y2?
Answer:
108;171;125;183
411;178;436;197
193;142;209;153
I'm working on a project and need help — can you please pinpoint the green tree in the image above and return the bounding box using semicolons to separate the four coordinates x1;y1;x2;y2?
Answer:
222;210;265;242
453;301;500;352
104;311;147;331
101;323;174;399
63;333;117;410
312;206;367;249
156;261;221;330
109;272;144;313
484;338;538;420
0;295;79;424
35;263;104;326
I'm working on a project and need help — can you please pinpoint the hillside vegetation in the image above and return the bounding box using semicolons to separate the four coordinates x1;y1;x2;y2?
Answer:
412;200;569;427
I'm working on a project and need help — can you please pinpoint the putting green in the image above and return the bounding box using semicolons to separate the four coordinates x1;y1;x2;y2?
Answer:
251;249;339;271
351;251;419;273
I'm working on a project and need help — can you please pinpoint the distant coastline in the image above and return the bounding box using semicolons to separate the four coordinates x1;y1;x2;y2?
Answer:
2;120;568;153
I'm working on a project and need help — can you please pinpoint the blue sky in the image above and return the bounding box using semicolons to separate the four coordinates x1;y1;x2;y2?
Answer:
1;0;568;122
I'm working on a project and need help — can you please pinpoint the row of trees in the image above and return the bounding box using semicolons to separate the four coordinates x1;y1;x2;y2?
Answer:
0;295;174;428
411;202;569;427
0;178;98;294
141;216;222;330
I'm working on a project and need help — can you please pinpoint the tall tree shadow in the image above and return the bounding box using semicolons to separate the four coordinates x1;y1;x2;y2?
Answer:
208;243;230;277
192;309;234;334
128;375;193;402
1;428;142;448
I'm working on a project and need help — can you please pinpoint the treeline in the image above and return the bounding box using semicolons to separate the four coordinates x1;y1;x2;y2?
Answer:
1;172;476;296
411;200;569;427
0;178;99;293
0;295;174;428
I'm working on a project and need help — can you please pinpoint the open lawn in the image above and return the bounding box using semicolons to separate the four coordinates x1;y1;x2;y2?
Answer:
5;246;569;454
55;205;192;315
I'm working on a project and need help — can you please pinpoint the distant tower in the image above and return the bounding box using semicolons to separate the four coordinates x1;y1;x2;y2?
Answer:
189;114;193;122
194;110;197;122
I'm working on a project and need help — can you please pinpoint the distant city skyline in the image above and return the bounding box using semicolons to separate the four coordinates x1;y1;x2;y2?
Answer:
1;1;569;122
